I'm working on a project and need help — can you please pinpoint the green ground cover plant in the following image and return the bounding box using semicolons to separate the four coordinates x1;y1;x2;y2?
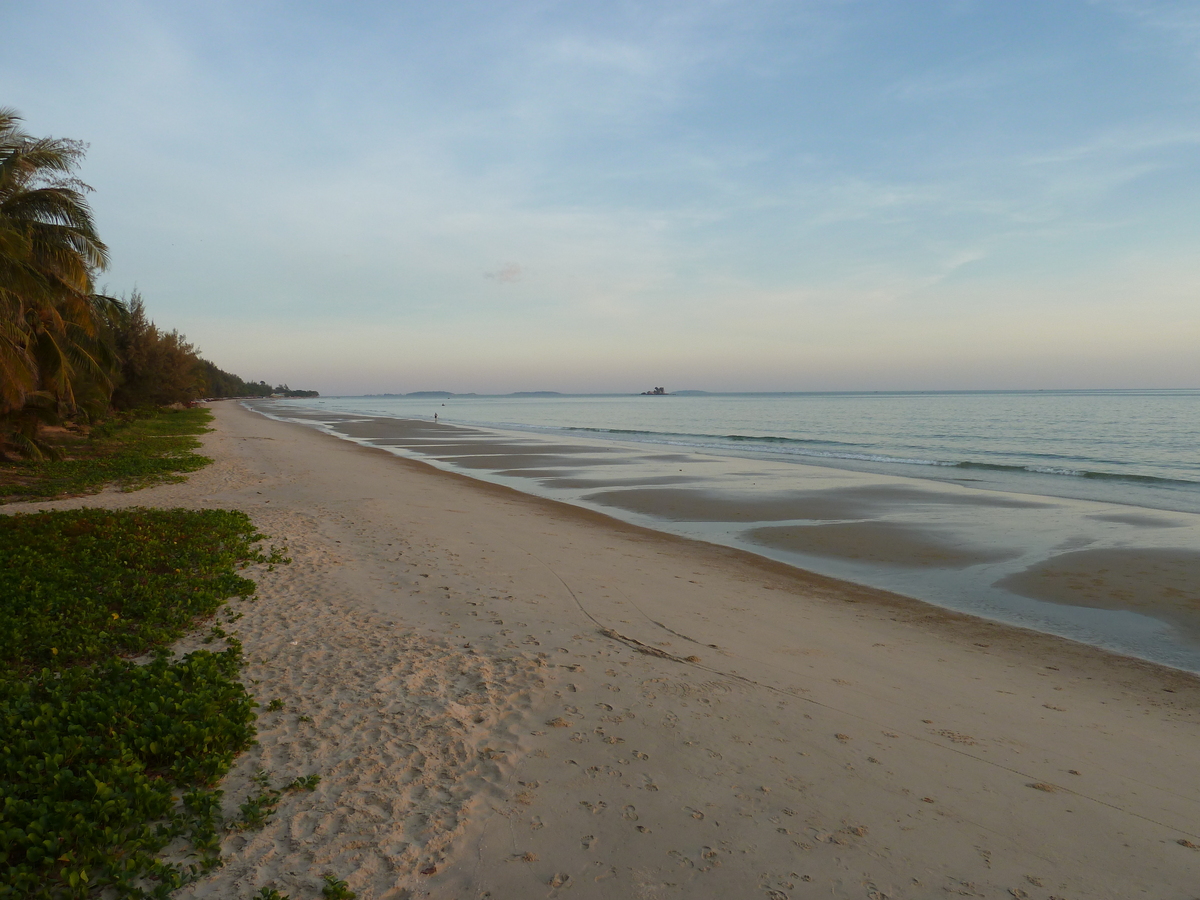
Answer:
0;508;280;675
244;873;355;900
0;408;214;503
321;874;357;899
228;771;320;834
0;508;286;899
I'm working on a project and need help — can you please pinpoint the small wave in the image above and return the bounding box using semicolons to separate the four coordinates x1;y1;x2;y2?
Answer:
562;425;864;450
562;427;971;468
355;414;1197;492
1080;470;1197;486
952;461;1198;488
564;426;661;436
1025;465;1086;476
774;448;952;466
560;425;1200;489
723;433;860;448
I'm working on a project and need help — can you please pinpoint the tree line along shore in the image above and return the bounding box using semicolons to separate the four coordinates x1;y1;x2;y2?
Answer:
0;107;315;461
0;109;339;899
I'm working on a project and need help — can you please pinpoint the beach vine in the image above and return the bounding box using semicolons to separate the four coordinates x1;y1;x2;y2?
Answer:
0;508;286;898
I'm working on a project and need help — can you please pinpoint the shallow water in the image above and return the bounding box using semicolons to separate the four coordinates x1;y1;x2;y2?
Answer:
251;392;1200;672
293;390;1200;513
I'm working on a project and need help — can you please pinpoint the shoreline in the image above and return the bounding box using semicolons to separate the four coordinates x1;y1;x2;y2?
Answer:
253;401;1200;673
11;401;1200;898
257;405;1200;684
279;390;1200;517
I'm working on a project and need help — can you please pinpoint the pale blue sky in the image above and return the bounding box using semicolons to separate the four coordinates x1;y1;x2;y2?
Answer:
6;1;1200;392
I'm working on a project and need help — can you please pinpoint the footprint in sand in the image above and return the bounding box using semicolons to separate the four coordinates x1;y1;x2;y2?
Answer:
622;805;639;821
668;850;694;869
581;834;596;849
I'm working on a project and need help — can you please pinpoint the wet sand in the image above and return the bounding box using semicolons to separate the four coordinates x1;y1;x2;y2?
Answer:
542;474;700;489
999;547;1200;634
1087;512;1188;528
431;454;631;470
384;443;611;456
583;484;1050;524
747;521;1024;568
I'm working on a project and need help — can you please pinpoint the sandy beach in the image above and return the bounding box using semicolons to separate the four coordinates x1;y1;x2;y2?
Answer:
17;401;1200;899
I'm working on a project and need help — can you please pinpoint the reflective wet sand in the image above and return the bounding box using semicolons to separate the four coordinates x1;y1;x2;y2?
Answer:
747;521;1023;568
583;484;1050;523
998;548;1200;634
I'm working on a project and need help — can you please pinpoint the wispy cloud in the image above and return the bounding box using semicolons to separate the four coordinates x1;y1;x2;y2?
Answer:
485;263;523;283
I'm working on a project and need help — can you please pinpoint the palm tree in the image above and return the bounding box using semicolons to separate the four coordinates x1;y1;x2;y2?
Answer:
0;108;117;455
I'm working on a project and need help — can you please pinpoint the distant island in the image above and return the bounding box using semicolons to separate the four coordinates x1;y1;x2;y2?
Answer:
361;391;559;398
351;389;717;398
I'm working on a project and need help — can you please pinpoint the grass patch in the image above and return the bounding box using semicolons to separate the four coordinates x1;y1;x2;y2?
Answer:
0;408;214;503
0;508;286;898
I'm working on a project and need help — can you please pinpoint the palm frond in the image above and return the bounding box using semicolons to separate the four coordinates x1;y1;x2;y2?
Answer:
0;109;113;437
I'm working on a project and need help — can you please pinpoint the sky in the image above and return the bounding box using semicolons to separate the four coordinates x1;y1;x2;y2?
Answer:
5;0;1200;393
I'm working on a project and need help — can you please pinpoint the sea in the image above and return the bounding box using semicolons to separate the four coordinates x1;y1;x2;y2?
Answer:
256;390;1200;671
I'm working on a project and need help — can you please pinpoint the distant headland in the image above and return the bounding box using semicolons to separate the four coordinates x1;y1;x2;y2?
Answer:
353;389;719;398
359;391;565;398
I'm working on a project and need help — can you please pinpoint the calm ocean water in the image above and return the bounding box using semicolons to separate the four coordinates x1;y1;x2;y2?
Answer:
296;390;1200;514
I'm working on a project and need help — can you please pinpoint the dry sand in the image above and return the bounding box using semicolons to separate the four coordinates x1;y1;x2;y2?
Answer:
13;401;1200;899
